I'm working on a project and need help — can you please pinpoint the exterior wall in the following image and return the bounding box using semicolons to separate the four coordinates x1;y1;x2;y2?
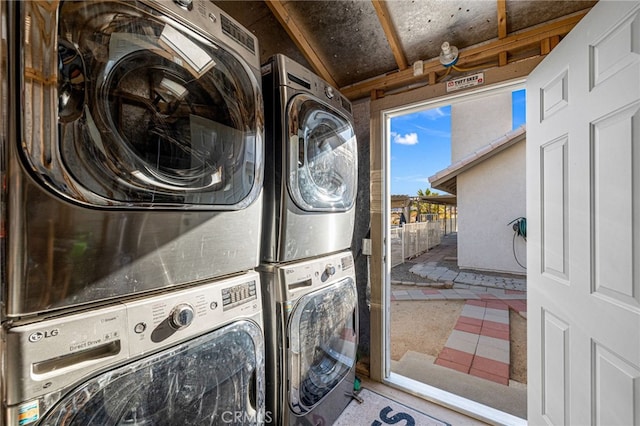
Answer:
451;92;512;162
457;141;527;275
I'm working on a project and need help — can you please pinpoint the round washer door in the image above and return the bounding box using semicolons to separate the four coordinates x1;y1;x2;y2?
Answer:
23;1;262;208
288;278;358;414
287;94;357;212
38;320;265;425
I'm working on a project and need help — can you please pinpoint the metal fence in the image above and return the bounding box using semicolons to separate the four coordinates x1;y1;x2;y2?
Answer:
390;220;448;267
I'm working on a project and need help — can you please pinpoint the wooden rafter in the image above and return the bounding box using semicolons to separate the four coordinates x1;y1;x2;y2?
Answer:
371;0;408;71
264;0;338;87
341;10;588;100
541;35;561;55
497;0;508;66
497;0;507;39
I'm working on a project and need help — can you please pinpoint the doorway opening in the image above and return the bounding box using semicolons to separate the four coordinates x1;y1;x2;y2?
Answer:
384;82;527;422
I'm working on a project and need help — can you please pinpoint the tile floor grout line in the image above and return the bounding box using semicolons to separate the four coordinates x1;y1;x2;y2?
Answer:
433;298;513;385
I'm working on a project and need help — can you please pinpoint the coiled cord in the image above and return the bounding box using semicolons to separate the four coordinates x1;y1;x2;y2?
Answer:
508;217;527;269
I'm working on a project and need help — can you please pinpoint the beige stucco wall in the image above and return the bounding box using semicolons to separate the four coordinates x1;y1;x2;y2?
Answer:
451;92;512;162
457;141;527;275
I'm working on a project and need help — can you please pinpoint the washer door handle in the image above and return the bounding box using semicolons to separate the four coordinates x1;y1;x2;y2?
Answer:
352;307;357;336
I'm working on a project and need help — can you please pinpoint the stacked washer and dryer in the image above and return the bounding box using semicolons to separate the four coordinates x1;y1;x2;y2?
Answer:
259;54;359;426
1;1;267;425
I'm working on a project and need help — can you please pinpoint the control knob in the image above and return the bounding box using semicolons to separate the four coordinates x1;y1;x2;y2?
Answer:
174;0;193;9
325;264;336;276
169;303;195;330
325;86;335;99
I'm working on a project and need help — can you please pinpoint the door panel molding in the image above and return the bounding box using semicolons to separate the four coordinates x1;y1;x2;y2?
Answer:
541;70;569;121
592;341;640;426
541;309;570;426
541;135;570;283
589;10;640;91
590;103;640;311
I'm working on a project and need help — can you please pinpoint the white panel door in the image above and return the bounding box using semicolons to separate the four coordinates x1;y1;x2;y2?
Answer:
527;1;640;424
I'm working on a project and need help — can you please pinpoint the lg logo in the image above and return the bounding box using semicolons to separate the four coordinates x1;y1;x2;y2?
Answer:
28;329;59;343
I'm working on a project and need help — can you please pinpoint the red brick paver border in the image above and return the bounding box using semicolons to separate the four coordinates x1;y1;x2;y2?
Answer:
436;300;513;385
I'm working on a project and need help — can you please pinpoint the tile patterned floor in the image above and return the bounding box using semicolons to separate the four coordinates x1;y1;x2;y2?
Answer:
438;300;511;384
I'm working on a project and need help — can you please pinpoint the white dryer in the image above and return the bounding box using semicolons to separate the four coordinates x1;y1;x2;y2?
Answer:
261;54;358;263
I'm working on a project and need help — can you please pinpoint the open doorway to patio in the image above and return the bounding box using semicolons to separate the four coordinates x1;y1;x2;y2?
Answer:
386;83;528;420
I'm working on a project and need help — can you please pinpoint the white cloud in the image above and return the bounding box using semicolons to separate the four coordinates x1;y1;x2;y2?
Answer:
393;132;419;145
413;125;451;139
419;107;450;120
394;175;431;183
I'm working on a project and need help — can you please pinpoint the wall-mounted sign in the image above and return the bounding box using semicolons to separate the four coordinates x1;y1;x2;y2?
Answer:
446;72;484;92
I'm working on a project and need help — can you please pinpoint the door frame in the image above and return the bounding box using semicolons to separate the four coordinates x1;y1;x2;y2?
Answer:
368;60;539;425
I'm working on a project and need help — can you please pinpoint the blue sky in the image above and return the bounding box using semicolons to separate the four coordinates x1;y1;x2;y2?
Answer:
390;89;526;196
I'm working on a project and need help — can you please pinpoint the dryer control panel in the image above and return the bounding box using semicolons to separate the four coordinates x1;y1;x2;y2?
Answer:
147;0;260;68
269;53;353;117
3;272;262;408
125;272;261;356
278;251;355;296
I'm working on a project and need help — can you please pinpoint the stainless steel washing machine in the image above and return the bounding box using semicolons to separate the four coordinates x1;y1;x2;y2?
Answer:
2;0;264;317
259;251;358;425
1;271;265;425
261;54;358;263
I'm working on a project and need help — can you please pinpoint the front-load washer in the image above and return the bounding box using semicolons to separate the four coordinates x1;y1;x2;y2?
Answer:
1;271;265;425
261;54;358;263
259;251;358;425
2;0;264;317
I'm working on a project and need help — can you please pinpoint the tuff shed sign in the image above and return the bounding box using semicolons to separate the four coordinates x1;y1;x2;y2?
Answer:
446;72;484;92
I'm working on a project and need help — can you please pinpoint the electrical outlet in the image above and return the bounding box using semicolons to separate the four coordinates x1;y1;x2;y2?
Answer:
362;238;372;256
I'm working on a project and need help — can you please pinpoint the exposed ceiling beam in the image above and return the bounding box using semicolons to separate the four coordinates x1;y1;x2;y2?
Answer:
264;0;338;87
371;0;408;71
497;0;508;66
341;10;589;100
497;0;507;39
541;35;561;55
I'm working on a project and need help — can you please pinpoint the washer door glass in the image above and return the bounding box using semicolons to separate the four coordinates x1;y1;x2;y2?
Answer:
288;278;358;414
39;320;265;425
287;94;357;212
24;1;262;208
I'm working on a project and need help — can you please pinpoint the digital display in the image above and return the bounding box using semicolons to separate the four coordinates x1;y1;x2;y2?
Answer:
221;14;255;54
341;256;353;270
221;280;257;311
340;96;352;114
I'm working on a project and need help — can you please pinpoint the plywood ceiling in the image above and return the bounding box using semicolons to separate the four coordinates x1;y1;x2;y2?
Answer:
214;0;596;100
